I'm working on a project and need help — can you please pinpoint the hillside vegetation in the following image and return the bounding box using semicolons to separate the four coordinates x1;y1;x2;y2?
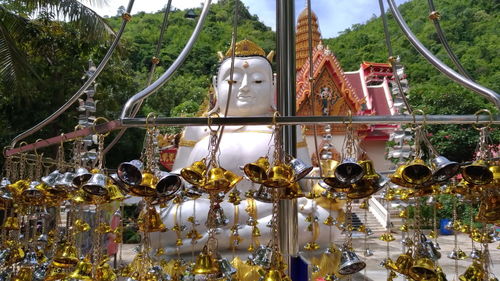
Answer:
0;0;497;165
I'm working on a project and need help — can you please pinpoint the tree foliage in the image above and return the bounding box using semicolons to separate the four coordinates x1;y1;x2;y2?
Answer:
324;0;499;162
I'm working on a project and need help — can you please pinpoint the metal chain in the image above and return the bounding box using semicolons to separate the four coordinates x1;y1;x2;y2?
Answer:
56;141;65;171
271;188;280;257
345;199;353;249
19;153;26;179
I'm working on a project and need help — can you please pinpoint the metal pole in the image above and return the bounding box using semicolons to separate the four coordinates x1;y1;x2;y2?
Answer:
276;0;298;271
386;0;500;109
10;0;136;148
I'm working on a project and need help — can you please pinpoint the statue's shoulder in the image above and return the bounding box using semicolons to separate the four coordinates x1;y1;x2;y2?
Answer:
179;126;209;147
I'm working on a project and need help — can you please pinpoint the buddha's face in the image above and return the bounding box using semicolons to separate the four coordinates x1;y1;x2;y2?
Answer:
215;56;274;116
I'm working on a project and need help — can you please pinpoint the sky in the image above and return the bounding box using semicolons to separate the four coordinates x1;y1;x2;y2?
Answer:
93;0;411;38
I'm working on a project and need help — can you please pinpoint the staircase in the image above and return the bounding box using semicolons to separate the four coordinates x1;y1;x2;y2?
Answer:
351;201;386;234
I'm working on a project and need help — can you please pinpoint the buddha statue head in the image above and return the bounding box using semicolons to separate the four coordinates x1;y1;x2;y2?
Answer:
212;39;276;117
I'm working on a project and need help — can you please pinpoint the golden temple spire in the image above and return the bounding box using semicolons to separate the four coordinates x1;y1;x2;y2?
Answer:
296;7;321;70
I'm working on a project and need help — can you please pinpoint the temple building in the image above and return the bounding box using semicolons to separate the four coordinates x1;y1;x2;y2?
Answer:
295;8;397;171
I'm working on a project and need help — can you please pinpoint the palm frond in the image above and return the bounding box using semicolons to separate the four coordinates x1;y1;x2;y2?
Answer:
0;6;40;86
21;0;115;40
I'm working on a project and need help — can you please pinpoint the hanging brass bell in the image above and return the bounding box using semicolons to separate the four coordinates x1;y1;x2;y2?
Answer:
224;169;243;189
320;159;339;178
337;246;366;275
192;246;220;275
3;216;20;230
44;265;67;281
262;269;283;281
390;164;413;188
487;165;500;187
181;159;206;186
462;160;493;185
282;182;305;199
129;171;158;197
12;267;32;281
72;167;92;187
394;248;413;275
138;207;167;232
264;163;293;188
117;159;144;186
334;158;365;185
402;158;432;185
82;172;108;196
52;242;79;267
204;167;230;192
459;261;485;281
7;179;30;197
96;261;117;281
244;157;270;184
22;181;45;202
106;180;126;202
156;171;181;197
67;257;93;280
74;219;90;232
409;257;437;281
431;156;460;182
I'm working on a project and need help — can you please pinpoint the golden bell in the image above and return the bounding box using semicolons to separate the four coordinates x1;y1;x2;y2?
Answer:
3;216;20;230
204;167;231;192
320;159;339;178
487;165;500;187
476;191;500;223
390;164;413;188
282;182;305;199
347;178;377;199
12;267;33;281
399;224;409;232
409;257;437;281
138;207;167;232
192;246;220;275
399;209;408;218
265;163;293;188
181;159;206;186
106;181;126;201
402;158;432;185
74;219;90;232
7;179;30;198
67;257;93;280
244;157;270;184
459;261;485;281
262;269;283;281
96;262;117;281
44;265;67;281
462;160;493;185
129;172;158;197
8;245;25;265
224;170;243;189
52;242;79;267
359;200;369;209
394;249;413;275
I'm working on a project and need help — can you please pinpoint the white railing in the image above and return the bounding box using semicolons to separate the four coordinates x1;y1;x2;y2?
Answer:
369;196;388;230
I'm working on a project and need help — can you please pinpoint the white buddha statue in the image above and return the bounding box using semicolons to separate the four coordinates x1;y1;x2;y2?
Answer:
151;40;340;256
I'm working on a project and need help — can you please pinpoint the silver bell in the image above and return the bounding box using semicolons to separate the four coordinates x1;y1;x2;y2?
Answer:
216;255;237;278
206;203;228;228
470;248;482;260
23;181;44;200
0;248;11;264
54;172;75;189
251;245;273;269
117;159;144;186
433;241;441;250
401;237;414;247
334;158;365;184
109;173;130;194
33;262;49;281
156;172;181;197
82;173;108;196
444;221;454;230
41;170;62;186
72;167;92;187
253;185;274;203
431;156;460;182
364;249;374;257
21;249;39;266
288;157;313;181
37;234;48;243
0;178;11;188
338;246;366;275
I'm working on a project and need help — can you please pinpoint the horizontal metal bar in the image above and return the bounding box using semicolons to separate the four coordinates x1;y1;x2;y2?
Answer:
121;114;500;127
5;120;121;157
5;114;498;157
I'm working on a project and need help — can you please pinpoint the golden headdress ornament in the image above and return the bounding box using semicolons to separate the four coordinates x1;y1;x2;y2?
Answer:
218;39;274;62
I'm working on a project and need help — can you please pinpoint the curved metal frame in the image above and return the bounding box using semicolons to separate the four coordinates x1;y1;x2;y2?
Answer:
427;0;472;80
386;0;500;109
119;0;212;120
10;0;136;148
